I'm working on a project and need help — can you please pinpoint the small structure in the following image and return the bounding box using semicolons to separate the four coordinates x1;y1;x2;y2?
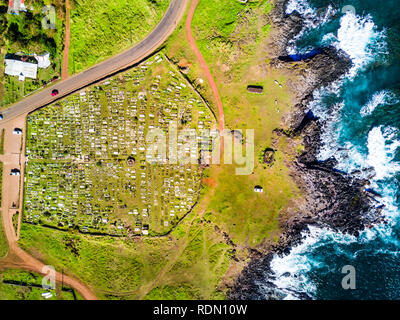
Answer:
0;114;3;120
10;168;20;176
4;55;38;80
231;130;243;143
254;185;263;193
13;128;23;135
127;156;136;166
41;291;53;299
247;85;264;94
7;0;27;15
263;148;275;165
33;53;51;69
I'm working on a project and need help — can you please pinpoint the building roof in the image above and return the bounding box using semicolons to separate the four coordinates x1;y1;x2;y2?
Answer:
8;0;26;15
247;85;264;94
4;59;38;79
34;52;51;69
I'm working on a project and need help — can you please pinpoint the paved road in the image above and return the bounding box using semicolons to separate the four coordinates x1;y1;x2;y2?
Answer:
0;0;187;122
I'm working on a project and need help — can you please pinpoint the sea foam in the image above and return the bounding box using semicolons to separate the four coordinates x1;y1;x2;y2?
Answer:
330;11;387;77
360;90;399;117
266;3;397;300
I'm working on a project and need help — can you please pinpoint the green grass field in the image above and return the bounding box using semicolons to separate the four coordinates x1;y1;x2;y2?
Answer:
18;206;231;299
68;0;170;74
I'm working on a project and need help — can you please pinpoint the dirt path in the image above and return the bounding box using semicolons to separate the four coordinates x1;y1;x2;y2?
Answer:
185;0;225;133
96;211;203;299
62;0;71;80
0;115;98;300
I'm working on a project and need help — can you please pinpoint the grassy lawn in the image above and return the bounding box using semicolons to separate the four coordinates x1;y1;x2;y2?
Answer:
18;205;232;299
0;215;7;259
68;0;170;74
0;129;3;155
164;0;302;246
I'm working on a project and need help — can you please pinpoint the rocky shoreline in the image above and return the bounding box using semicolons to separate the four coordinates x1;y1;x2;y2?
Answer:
227;0;383;300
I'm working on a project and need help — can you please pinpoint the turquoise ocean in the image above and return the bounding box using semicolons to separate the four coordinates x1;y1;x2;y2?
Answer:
266;0;400;299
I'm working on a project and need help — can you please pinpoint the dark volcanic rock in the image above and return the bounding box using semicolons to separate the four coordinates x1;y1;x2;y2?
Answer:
227;0;382;300
263;148;275;165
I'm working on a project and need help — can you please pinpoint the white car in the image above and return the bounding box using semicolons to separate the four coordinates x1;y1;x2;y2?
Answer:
10;169;20;176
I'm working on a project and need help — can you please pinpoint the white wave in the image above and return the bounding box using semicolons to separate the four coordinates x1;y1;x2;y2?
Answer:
285;0;336;54
267;1;398;300
330;11;387;77
286;1;387;75
367;126;400;180
360;90;399;117
285;0;315;16
268;226;357;300
318;124;400;180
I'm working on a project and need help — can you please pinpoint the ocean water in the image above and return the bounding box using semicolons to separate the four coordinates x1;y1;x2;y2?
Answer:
265;0;400;299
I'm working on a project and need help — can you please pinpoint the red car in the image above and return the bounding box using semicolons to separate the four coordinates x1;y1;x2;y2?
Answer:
51;89;59;96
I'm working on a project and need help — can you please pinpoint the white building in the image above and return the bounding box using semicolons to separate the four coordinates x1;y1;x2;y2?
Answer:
7;0;27;15
4;59;38;80
34;52;51;69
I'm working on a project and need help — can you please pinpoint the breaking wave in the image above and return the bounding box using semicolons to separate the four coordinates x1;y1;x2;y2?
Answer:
261;0;400;300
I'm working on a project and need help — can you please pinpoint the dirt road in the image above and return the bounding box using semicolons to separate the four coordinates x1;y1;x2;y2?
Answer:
185;0;225;133
0;115;98;300
61;0;71;80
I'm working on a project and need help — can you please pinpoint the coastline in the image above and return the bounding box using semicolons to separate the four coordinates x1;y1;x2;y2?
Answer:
227;0;384;300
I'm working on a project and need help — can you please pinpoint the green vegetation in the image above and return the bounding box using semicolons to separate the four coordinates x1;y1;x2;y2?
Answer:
0;269;82;300
164;0;301;246
0;161;5;259
68;0;170;74
0;217;8;259
18;207;231;299
0;0;65;107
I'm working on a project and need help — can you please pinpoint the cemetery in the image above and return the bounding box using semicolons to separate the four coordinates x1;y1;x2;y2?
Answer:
24;53;216;236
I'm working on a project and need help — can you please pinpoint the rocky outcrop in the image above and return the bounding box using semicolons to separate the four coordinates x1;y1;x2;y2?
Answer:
227;0;382;300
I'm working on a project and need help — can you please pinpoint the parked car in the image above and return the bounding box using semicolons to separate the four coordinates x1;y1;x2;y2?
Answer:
10;169;20;176
51;89;59;96
0;114;3;120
